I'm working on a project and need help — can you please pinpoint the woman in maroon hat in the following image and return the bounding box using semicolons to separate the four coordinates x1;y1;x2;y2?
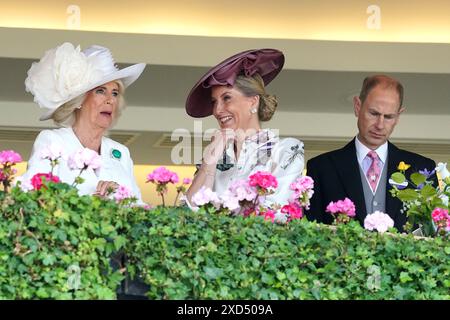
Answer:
185;48;305;210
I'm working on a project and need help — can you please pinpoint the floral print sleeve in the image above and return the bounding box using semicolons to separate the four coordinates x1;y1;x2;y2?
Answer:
265;138;305;207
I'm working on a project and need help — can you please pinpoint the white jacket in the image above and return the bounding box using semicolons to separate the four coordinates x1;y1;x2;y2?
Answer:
21;127;143;203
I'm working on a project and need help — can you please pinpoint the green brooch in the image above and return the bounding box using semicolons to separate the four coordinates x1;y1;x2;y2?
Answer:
111;148;122;160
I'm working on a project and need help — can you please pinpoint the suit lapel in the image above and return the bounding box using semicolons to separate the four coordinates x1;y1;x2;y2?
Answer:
385;142;402;222
330;139;367;222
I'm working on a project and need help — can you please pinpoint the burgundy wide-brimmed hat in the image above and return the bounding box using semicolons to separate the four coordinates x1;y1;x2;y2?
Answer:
185;48;285;118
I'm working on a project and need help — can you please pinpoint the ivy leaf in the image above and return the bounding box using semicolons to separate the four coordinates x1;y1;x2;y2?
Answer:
204;267;223;280
114;235;127;251
400;272;413;283
42;253;56;266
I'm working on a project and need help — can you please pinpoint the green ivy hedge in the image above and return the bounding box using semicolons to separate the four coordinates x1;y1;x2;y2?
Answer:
126;207;450;300
1;185;449;299
0;184;132;299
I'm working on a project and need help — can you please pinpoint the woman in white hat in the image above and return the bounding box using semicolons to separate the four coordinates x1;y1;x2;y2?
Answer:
21;42;145;202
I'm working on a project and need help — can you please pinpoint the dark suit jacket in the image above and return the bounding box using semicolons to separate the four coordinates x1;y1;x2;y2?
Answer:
305;139;437;231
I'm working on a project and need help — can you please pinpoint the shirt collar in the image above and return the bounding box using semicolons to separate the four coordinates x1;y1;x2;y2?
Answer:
355;135;388;166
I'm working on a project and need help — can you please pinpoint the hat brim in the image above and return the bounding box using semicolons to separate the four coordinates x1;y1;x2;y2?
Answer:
185;49;284;118
39;63;146;121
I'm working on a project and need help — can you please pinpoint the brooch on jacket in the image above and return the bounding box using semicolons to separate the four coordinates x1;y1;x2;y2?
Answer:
111;148;122;160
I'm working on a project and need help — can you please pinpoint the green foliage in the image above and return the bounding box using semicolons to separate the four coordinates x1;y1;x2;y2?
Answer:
126;207;450;300
1;185;449;300
0;183;131;299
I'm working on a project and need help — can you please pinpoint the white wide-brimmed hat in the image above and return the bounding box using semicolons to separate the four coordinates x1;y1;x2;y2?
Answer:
25;42;146;120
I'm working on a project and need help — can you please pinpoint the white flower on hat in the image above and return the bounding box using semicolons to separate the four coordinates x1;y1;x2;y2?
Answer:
25;42;146;121
25;43;103;111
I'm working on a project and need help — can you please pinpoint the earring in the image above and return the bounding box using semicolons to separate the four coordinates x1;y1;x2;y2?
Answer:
77;105;82;109
250;107;257;114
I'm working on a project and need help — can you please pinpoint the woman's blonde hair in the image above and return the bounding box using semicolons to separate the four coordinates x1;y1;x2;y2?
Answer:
52;80;126;127
234;74;278;122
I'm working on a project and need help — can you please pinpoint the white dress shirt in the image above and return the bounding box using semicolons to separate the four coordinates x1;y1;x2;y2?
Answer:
21;127;143;203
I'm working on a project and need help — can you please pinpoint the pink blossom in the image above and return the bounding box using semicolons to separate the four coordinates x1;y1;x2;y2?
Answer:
221;190;241;211
262;209;276;223
114;185;133;202
431;207;449;223
281;202;303;220
14;176;34;192
40;144;64;161
243;207;256;217
191;186;222;209
431;207;450;233
0;150;22;165
68;148;102;171
290;176;315;210
249;171;278;190
364;211;394;233
290;176;314;194
326;198;356;217
146;166;179;184
228;179;258;202
31;173;61;190
183;178;192;185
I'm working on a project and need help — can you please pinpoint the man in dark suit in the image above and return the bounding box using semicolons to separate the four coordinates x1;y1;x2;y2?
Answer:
306;75;436;232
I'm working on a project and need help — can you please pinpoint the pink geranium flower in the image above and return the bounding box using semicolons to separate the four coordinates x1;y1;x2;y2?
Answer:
68;148;101;171
31;173;61;190
261;208;276;223
146;167;179;206
114;185;133;202
431;208;450;234
191;186;222;209
40;144;64;161
147;166;179;184
249;171;278;190
281;202;303;220
0;150;22;165
431;207;449;223
364;211;394;233
183;178;192;185
229;179;258;202
326;197;356;224
290;175;314;210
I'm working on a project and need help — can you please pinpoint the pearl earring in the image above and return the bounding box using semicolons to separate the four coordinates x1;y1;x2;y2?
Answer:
250;108;257;114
